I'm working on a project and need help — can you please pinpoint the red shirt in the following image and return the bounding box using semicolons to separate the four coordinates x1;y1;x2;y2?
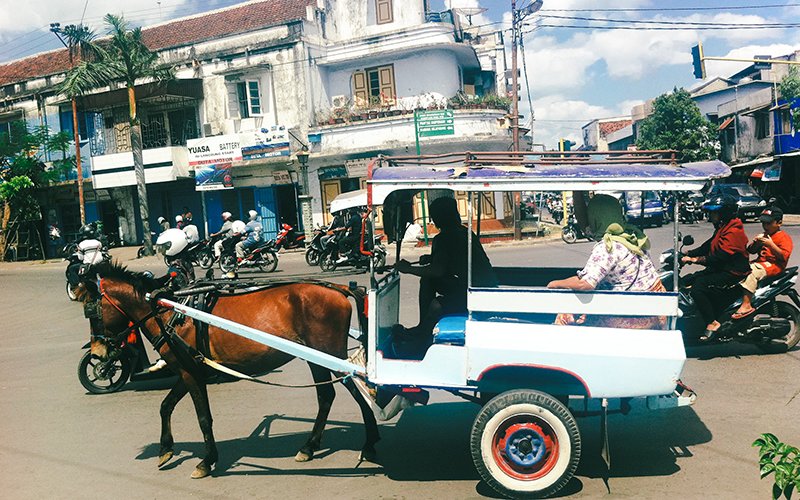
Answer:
753;230;793;276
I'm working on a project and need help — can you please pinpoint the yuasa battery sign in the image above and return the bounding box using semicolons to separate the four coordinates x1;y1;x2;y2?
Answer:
187;135;242;191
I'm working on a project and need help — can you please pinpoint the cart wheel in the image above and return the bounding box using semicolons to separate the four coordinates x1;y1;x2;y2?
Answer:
470;390;581;499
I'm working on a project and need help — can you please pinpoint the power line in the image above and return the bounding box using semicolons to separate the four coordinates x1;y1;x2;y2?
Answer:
538;14;800;27
541;3;800;12
532;24;800;32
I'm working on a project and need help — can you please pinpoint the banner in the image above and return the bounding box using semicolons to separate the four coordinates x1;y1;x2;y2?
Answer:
188;135;241;191
241;125;291;160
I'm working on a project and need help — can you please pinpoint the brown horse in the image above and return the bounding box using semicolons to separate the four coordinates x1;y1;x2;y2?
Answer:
79;261;379;479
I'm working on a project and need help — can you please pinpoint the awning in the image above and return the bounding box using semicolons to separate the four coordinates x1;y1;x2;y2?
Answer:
90;146;190;189
777;150;800;158
742;103;771;116
769;102;791;111
731;156;774;168
718;116;735;130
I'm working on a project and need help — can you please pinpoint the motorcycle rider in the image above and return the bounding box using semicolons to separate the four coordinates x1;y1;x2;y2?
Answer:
157;216;170;232
337;207;365;263
236;209;263;261
182;218;200;245
175;214;184;230
211;211;234;258
732;206;794;319
681;194;750;340
76;224;107;267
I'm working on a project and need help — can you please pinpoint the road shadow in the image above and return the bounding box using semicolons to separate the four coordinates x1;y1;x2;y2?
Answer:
136;413;382;478
686;341;799;360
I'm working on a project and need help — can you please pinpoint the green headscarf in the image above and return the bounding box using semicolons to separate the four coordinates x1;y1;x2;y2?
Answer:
586;194;650;256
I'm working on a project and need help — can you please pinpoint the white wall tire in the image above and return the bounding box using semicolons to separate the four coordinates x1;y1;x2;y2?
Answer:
470;390;581;499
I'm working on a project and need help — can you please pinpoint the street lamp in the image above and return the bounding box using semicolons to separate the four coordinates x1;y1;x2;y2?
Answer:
295;145;313;240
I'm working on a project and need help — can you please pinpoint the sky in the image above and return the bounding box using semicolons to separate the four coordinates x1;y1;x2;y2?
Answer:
2;0;800;149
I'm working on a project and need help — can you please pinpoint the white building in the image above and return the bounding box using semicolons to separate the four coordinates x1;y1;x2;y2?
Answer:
0;0;511;245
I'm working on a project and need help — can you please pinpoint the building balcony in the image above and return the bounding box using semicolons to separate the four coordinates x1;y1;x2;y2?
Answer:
307;107;511;165
89;146;190;189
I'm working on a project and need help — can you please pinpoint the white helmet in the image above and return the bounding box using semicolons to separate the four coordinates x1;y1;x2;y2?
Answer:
248;209;258;221
157;216;166;224
231;220;246;234
221;211;232;220
155;228;189;256
175;215;183;223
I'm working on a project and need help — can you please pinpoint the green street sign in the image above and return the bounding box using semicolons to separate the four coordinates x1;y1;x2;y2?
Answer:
415;109;454;137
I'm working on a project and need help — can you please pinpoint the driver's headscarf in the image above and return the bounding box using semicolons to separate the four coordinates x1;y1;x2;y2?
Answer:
587;194;650;256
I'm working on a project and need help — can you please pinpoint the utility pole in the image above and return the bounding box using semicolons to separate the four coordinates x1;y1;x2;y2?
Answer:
509;0;542;239
50;22;86;225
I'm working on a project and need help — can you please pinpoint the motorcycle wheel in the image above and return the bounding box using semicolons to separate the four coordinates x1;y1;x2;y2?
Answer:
372;249;387;269
320;253;338;272
259;251;279;273
78;351;131;394
757;301;800;353
561;227;577;244
305;248;320;266
137;247;145;259
66;281;79;301
219;254;237;274
198;250;214;269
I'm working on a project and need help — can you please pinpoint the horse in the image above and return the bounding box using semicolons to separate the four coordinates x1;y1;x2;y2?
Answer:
77;261;379;479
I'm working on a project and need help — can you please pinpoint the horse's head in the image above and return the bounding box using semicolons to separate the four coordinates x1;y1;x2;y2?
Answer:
77;261;168;359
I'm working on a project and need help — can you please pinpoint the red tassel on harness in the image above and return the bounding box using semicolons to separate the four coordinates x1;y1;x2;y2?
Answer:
127;331;137;344
363;296;369;317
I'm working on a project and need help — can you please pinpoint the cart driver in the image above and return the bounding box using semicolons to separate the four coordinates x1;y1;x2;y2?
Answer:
390;196;497;357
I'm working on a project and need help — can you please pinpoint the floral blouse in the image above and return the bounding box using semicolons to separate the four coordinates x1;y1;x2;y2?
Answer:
577;240;660;291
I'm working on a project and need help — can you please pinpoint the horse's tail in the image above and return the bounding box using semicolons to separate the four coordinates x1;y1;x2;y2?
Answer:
334;283;368;344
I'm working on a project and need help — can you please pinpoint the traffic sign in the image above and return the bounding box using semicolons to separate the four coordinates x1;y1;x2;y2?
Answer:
415;109;454;137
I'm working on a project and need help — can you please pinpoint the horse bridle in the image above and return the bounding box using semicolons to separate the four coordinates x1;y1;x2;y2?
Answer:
90;279;165;348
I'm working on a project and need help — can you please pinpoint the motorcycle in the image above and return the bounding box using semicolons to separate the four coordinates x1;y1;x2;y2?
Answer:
658;235;800;352
319;234;386;272
560;213;596;244
219;237;279;273
78;332;172;394
274;222;305;250
679;196;701;224
305;225;329;266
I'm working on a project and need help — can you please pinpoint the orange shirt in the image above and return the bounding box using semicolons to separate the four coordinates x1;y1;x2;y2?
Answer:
753;230;793;276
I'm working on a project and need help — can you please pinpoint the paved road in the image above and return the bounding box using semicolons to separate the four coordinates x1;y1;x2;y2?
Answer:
1;220;798;499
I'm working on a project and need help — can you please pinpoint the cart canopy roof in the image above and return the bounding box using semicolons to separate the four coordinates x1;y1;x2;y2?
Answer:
329;189;370;214
369;151;730;202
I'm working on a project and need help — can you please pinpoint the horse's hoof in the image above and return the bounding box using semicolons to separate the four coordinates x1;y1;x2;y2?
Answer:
295;450;313;462
360;447;377;463
157;451;174;468
191;462;211;479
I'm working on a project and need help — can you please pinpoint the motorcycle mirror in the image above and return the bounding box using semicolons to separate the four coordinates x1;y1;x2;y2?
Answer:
682;235;695;246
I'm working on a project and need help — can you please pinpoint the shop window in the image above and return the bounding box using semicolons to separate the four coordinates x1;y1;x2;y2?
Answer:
376;0;393;24
237;80;263;117
353;65;396;107
755;111;769;139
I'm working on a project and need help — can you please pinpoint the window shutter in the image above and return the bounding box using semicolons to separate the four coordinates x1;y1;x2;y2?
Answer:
378;66;396;105
353;70;368;107
376;0;393;24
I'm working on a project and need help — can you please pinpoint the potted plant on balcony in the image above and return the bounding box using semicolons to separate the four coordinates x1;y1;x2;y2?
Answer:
448;91;470;110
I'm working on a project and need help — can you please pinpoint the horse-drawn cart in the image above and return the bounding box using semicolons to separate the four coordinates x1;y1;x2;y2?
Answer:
87;150;729;498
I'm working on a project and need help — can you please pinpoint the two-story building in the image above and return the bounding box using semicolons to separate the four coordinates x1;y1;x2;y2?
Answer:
0;0;512;249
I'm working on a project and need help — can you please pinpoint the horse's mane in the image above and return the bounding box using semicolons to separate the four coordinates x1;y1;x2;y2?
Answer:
93;260;165;297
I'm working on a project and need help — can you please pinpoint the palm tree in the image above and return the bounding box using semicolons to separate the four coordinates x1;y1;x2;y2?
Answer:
59;14;174;255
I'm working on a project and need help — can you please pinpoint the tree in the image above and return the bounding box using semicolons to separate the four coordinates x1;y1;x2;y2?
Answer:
636;87;719;162
0;122;73;259
779;66;800;126
58;14;174;255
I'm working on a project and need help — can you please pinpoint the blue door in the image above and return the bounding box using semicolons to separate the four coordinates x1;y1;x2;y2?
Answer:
204;191;224;234
254;187;278;240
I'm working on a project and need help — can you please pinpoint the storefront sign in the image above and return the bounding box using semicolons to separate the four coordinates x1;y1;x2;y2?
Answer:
416;109;455;137
187;135;241;191
241;125;291;160
763;163;782;182
345;158;373;178
318;166;348;180
272;170;292;184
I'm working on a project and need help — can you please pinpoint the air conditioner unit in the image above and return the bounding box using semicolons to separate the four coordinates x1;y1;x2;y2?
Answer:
332;95;347;109
202;123;215;136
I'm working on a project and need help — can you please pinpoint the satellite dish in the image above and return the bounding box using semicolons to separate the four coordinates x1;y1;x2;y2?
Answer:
452;7;488;26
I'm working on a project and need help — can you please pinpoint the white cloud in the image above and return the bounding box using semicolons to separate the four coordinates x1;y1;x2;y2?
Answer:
704;44;800;80
526;95;615;149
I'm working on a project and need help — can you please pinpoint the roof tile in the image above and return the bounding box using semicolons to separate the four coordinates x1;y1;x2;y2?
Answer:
0;0;313;87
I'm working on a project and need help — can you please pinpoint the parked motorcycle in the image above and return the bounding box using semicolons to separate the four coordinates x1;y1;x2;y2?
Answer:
78;333;171;394
561;213;596;244
319;234;386;272
275;222;305;250
658;235;800;352
218;238;279;274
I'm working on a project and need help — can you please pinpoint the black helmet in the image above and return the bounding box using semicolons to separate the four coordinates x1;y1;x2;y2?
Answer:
703;193;738;221
78;224;97;239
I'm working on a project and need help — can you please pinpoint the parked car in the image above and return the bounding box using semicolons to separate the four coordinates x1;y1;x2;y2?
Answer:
705;183;765;221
